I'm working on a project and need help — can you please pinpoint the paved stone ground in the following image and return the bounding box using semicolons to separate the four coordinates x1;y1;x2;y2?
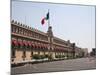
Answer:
11;57;96;75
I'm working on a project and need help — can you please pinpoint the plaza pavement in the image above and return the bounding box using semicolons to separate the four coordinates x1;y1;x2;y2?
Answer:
11;57;96;75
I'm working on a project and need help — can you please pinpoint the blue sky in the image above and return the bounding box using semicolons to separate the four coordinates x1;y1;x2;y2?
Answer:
11;1;95;52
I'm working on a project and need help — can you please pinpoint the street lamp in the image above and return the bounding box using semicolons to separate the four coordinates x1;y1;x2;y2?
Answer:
72;43;75;59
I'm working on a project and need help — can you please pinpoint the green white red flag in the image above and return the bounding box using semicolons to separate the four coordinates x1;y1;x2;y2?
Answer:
41;12;49;25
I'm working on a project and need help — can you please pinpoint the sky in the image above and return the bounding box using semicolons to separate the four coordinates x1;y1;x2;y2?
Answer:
11;0;96;52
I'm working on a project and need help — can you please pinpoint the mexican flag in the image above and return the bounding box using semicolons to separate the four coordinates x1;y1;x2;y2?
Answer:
41;12;49;25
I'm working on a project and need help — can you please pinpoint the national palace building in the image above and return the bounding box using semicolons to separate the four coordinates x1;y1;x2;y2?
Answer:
11;20;88;64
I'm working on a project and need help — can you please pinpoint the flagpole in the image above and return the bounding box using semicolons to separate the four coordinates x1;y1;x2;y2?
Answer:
48;9;50;27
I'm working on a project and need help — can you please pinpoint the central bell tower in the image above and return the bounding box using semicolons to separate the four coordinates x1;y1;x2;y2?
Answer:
47;26;53;50
47;26;54;59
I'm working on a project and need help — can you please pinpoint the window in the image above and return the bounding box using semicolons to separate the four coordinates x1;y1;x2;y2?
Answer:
31;51;33;59
11;49;15;58
11;26;14;33
15;27;18;33
12;26;16;33
22;51;26;60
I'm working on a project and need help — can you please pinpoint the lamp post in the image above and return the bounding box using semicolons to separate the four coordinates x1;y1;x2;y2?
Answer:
72;43;75;59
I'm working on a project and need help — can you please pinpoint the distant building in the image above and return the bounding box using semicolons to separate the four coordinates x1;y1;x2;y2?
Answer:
82;48;88;57
11;20;85;64
90;48;96;56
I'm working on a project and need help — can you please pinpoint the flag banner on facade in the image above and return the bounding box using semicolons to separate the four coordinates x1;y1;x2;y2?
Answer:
41;12;49;25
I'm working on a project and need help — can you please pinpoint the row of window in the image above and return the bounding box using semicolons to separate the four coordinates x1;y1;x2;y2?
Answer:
12;38;49;50
12;37;73;52
12;25;48;41
53;39;67;46
11;49;75;60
